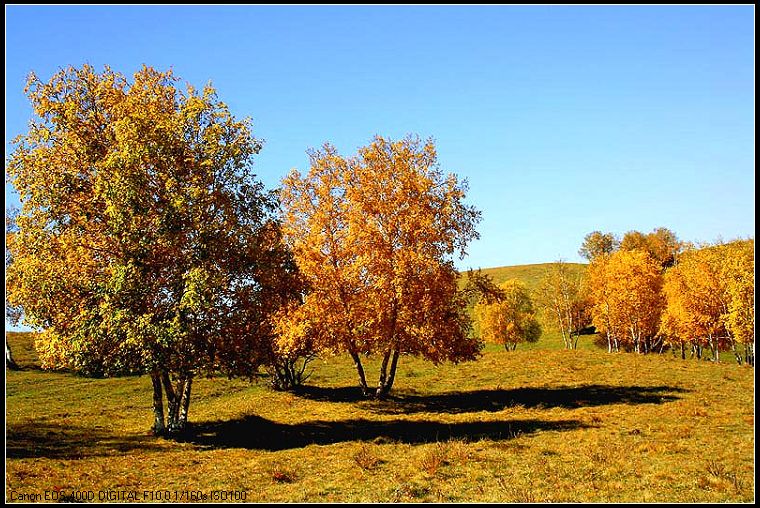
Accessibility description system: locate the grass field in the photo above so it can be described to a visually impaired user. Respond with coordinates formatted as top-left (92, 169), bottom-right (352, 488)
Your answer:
top-left (5, 328), bottom-right (754, 503)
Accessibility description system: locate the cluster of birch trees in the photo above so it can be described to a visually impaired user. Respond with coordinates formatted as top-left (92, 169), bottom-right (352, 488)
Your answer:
top-left (581, 229), bottom-right (754, 365)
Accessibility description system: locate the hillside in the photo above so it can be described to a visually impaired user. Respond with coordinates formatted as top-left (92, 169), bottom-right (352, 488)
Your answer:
top-left (469, 262), bottom-right (587, 293)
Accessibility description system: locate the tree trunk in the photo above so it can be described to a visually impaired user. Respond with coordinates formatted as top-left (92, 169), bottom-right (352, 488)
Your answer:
top-left (151, 372), bottom-right (166, 436)
top-left (162, 375), bottom-right (193, 434)
top-left (376, 349), bottom-right (400, 399)
top-left (386, 349), bottom-right (400, 389)
top-left (349, 351), bottom-right (370, 396)
top-left (6, 340), bottom-right (20, 370)
top-left (376, 349), bottom-right (392, 396)
top-left (708, 334), bottom-right (719, 363)
top-left (554, 300), bottom-right (569, 349)
top-left (178, 377), bottom-right (192, 431)
top-left (161, 371), bottom-right (177, 429)
top-left (681, 341), bottom-right (685, 360)
top-left (731, 342), bottom-right (742, 365)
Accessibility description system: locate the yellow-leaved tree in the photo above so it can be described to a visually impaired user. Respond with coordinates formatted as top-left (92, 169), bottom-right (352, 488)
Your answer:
top-left (475, 280), bottom-right (541, 351)
top-left (660, 245), bottom-right (726, 360)
top-left (720, 239), bottom-right (754, 365)
top-left (660, 239), bottom-right (754, 364)
top-left (276, 135), bottom-right (482, 397)
top-left (578, 231), bottom-right (619, 261)
top-left (6, 65), bottom-right (301, 434)
top-left (620, 227), bottom-right (682, 269)
top-left (587, 250), bottom-right (664, 353)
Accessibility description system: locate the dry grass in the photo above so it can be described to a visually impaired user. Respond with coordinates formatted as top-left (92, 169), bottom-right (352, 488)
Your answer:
top-left (5, 331), bottom-right (755, 502)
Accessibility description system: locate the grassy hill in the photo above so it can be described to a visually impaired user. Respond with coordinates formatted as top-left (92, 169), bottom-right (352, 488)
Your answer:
top-left (470, 262), bottom-right (587, 293)
top-left (5, 329), bottom-right (754, 502)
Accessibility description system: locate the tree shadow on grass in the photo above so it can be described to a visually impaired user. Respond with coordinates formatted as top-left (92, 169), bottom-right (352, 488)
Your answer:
top-left (183, 415), bottom-right (588, 451)
top-left (294, 384), bottom-right (689, 415)
top-left (6, 422), bottom-right (165, 459)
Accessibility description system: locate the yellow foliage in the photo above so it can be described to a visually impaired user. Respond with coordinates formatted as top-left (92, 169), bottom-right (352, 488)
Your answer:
top-left (661, 239), bottom-right (754, 358)
top-left (587, 250), bottom-right (664, 353)
top-left (6, 64), bottom-right (292, 381)
top-left (277, 135), bottom-right (482, 393)
top-left (475, 280), bottom-right (541, 350)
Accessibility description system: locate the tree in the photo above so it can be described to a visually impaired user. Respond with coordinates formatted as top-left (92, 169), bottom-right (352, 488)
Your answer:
top-left (719, 239), bottom-right (754, 365)
top-left (6, 207), bottom-right (22, 370)
top-left (661, 240), bottom-right (754, 364)
top-left (536, 261), bottom-right (589, 349)
top-left (6, 65), bottom-right (298, 434)
top-left (578, 231), bottom-right (619, 261)
top-left (587, 250), bottom-right (664, 353)
top-left (277, 135), bottom-right (482, 398)
top-left (621, 227), bottom-right (681, 268)
top-left (475, 280), bottom-right (541, 350)
top-left (5, 341), bottom-right (19, 371)
top-left (461, 268), bottom-right (506, 306)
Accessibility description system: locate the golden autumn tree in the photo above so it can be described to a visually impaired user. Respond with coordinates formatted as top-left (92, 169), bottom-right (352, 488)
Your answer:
top-left (475, 280), bottom-right (541, 351)
top-left (660, 246), bottom-right (726, 360)
top-left (719, 239), bottom-right (754, 365)
top-left (578, 231), bottom-right (619, 261)
top-left (587, 250), bottom-right (664, 353)
top-left (661, 239), bottom-right (754, 364)
top-left (6, 65), bottom-right (300, 434)
top-left (620, 227), bottom-right (681, 268)
top-left (277, 135), bottom-right (482, 397)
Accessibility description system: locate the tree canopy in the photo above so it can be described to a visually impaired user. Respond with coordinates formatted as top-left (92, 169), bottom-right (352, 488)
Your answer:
top-left (6, 65), bottom-right (299, 433)
top-left (276, 135), bottom-right (482, 397)
top-left (587, 250), bottom-right (664, 353)
top-left (578, 231), bottom-right (619, 261)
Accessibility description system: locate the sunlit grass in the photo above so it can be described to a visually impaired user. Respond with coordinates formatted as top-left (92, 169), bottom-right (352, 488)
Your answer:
top-left (474, 262), bottom-right (586, 292)
top-left (5, 331), bottom-right (754, 502)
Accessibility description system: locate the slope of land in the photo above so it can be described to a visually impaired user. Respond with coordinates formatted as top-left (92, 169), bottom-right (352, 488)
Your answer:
top-left (470, 262), bottom-right (587, 293)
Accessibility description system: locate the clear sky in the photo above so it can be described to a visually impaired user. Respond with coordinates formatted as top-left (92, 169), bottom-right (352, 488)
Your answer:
top-left (4, 5), bottom-right (755, 271)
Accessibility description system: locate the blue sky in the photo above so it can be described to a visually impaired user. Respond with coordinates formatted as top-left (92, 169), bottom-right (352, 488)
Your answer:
top-left (5, 5), bottom-right (755, 270)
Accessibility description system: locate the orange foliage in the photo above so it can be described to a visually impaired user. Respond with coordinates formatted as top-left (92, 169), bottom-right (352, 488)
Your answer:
top-left (587, 250), bottom-right (664, 353)
top-left (277, 135), bottom-right (482, 396)
top-left (475, 280), bottom-right (541, 351)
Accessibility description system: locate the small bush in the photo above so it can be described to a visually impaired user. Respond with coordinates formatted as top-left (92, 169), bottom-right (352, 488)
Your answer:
top-left (353, 443), bottom-right (382, 471)
top-left (419, 442), bottom-right (449, 475)
top-left (269, 464), bottom-right (298, 483)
